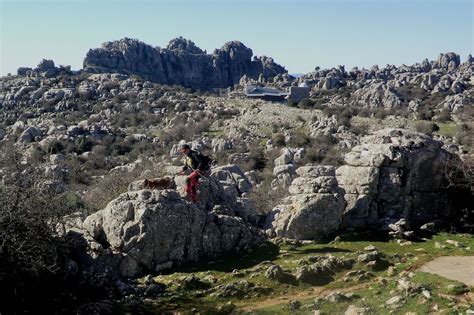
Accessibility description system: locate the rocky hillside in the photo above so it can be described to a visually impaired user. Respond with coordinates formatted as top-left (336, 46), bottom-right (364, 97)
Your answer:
top-left (253, 52), bottom-right (473, 115)
top-left (0, 46), bottom-right (473, 314)
top-left (82, 37), bottom-right (287, 89)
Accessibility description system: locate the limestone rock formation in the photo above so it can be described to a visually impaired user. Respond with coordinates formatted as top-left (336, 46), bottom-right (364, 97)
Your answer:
top-left (264, 129), bottom-right (467, 239)
top-left (336, 128), bottom-right (460, 229)
top-left (166, 36), bottom-right (205, 54)
top-left (264, 165), bottom-right (345, 240)
top-left (296, 52), bottom-right (472, 111)
top-left (65, 165), bottom-right (263, 278)
top-left (83, 37), bottom-right (287, 89)
top-left (77, 189), bottom-right (262, 278)
top-left (17, 59), bottom-right (72, 78)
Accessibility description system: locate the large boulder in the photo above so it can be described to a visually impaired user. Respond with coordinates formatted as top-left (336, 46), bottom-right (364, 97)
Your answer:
top-left (264, 165), bottom-right (345, 240)
top-left (433, 52), bottom-right (460, 70)
top-left (337, 128), bottom-right (460, 230)
top-left (18, 126), bottom-right (42, 143)
top-left (211, 164), bottom-right (253, 195)
top-left (35, 59), bottom-right (60, 77)
top-left (172, 164), bottom-right (259, 224)
top-left (67, 165), bottom-right (263, 278)
top-left (75, 189), bottom-right (262, 278)
top-left (264, 129), bottom-right (467, 240)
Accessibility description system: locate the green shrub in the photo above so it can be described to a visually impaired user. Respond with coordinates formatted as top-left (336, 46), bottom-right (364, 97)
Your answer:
top-left (287, 130), bottom-right (311, 147)
top-left (414, 121), bottom-right (439, 135)
top-left (272, 133), bottom-right (286, 147)
top-left (298, 99), bottom-right (315, 109)
top-left (321, 105), bottom-right (358, 127)
top-left (348, 123), bottom-right (370, 136)
top-left (298, 135), bottom-right (346, 166)
top-left (240, 146), bottom-right (268, 172)
top-left (436, 109), bottom-right (452, 123)
top-left (416, 107), bottom-right (435, 121)
top-left (159, 119), bottom-right (211, 145)
top-left (249, 174), bottom-right (288, 215)
top-left (287, 99), bottom-right (297, 107)
top-left (455, 124), bottom-right (474, 150)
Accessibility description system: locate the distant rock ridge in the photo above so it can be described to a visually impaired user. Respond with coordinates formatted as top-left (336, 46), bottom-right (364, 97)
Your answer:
top-left (83, 37), bottom-right (287, 89)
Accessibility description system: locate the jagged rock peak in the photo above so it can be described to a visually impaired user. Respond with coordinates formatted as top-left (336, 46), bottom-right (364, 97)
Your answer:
top-left (219, 41), bottom-right (253, 59)
top-left (100, 37), bottom-right (146, 50)
top-left (434, 52), bottom-right (460, 70)
top-left (37, 59), bottom-right (56, 70)
top-left (83, 37), bottom-right (287, 89)
top-left (166, 36), bottom-right (204, 54)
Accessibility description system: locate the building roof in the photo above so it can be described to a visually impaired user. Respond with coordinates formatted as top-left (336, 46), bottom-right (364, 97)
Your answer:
top-left (244, 84), bottom-right (288, 97)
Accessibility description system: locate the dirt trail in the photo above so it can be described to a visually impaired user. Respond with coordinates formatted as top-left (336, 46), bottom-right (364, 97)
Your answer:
top-left (420, 256), bottom-right (474, 286)
top-left (236, 283), bottom-right (369, 312)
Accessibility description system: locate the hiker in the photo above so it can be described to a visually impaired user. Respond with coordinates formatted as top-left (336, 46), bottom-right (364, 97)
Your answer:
top-left (178, 144), bottom-right (212, 203)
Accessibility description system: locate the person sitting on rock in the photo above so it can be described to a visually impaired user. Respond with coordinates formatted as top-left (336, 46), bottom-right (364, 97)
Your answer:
top-left (178, 144), bottom-right (212, 203)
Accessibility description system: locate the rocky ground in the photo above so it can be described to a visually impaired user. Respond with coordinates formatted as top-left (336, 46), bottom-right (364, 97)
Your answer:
top-left (128, 232), bottom-right (474, 314)
top-left (0, 43), bottom-right (473, 314)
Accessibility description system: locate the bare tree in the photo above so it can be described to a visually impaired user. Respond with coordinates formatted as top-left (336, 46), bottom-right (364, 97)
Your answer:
top-left (0, 142), bottom-right (80, 312)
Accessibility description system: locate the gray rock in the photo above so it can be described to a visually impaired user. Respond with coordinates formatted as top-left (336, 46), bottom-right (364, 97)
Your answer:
top-left (212, 164), bottom-right (252, 194)
top-left (266, 161), bottom-right (345, 240)
top-left (294, 255), bottom-right (353, 283)
top-left (17, 67), bottom-right (33, 76)
top-left (325, 291), bottom-right (351, 303)
top-left (273, 164), bottom-right (296, 176)
top-left (36, 59), bottom-right (60, 77)
top-left (337, 128), bottom-right (461, 230)
top-left (83, 37), bottom-right (287, 89)
top-left (264, 264), bottom-right (294, 283)
top-left (295, 165), bottom-right (335, 177)
top-left (266, 192), bottom-right (345, 240)
top-left (167, 36), bottom-right (204, 54)
top-left (433, 52), bottom-right (460, 70)
top-left (244, 170), bottom-right (262, 186)
top-left (357, 251), bottom-right (380, 263)
top-left (18, 126), bottom-right (42, 142)
top-left (78, 189), bottom-right (263, 278)
top-left (345, 305), bottom-right (370, 315)
top-left (385, 295), bottom-right (402, 306)
top-left (212, 138), bottom-right (233, 152)
top-left (274, 148), bottom-right (294, 166)
top-left (210, 279), bottom-right (271, 298)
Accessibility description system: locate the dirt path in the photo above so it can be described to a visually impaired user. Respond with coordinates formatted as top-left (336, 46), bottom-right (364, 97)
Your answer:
top-left (420, 256), bottom-right (474, 286)
top-left (236, 283), bottom-right (369, 312)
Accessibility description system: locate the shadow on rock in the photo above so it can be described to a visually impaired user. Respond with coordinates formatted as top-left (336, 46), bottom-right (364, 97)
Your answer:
top-left (166, 241), bottom-right (280, 274)
top-left (295, 246), bottom-right (353, 255)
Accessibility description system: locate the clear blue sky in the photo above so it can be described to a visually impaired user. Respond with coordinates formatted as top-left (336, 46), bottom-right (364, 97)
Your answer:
top-left (1, 0), bottom-right (473, 76)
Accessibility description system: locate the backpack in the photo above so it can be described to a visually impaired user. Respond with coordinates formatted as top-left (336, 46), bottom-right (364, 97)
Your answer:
top-left (198, 152), bottom-right (213, 170)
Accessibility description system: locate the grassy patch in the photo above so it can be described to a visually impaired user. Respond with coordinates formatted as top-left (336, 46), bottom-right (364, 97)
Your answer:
top-left (133, 232), bottom-right (473, 314)
top-left (437, 122), bottom-right (459, 138)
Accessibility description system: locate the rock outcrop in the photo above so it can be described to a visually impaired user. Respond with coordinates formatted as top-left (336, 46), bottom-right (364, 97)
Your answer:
top-left (83, 37), bottom-right (287, 90)
top-left (17, 59), bottom-right (72, 78)
top-left (337, 128), bottom-right (458, 230)
top-left (264, 165), bottom-right (345, 240)
top-left (65, 165), bottom-right (263, 278)
top-left (264, 129), bottom-right (466, 239)
top-left (296, 52), bottom-right (473, 111)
